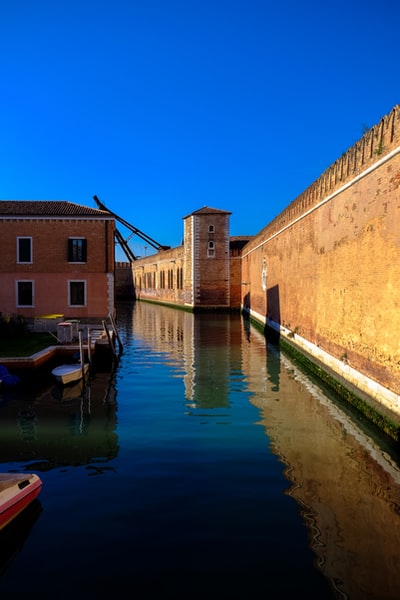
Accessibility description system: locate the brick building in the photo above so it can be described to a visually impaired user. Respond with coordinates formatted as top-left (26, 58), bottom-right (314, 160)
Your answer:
top-left (2, 104), bottom-right (400, 429)
top-left (0, 201), bottom-right (115, 321)
top-left (131, 207), bottom-right (251, 310)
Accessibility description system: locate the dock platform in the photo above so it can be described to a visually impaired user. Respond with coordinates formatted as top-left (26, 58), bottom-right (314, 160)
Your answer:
top-left (0, 322), bottom-right (121, 372)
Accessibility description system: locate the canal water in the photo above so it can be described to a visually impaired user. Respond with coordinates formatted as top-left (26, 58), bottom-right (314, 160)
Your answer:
top-left (1, 301), bottom-right (400, 599)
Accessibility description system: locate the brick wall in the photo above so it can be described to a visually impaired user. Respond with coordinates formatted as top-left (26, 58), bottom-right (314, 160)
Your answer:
top-left (190, 212), bottom-right (230, 308)
top-left (132, 208), bottom-right (233, 310)
top-left (115, 261), bottom-right (134, 299)
top-left (0, 217), bottom-right (115, 318)
top-left (241, 104), bottom-right (400, 403)
top-left (132, 245), bottom-right (186, 306)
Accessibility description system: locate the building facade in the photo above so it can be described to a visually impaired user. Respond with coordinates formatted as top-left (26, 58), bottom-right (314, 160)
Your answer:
top-left (0, 201), bottom-right (115, 321)
top-left (2, 104), bottom-right (400, 430)
top-left (131, 207), bottom-right (250, 310)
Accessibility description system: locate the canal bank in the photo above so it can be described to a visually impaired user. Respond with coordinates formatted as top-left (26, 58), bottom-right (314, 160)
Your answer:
top-left (0, 321), bottom-right (120, 377)
top-left (246, 314), bottom-right (400, 444)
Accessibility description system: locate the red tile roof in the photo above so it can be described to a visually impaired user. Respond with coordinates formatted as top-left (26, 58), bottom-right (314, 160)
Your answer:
top-left (229, 236), bottom-right (253, 249)
top-left (184, 206), bottom-right (232, 219)
top-left (0, 200), bottom-right (111, 218)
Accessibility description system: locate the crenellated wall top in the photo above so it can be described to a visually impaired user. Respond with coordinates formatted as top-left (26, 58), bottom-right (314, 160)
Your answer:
top-left (249, 104), bottom-right (400, 248)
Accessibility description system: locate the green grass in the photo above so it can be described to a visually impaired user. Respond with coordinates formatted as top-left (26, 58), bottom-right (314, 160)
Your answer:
top-left (0, 332), bottom-right (54, 357)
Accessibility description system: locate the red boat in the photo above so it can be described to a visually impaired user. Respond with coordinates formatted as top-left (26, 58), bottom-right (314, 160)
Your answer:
top-left (0, 473), bottom-right (42, 530)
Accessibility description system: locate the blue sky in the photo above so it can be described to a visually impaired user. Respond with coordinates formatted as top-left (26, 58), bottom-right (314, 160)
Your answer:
top-left (1, 0), bottom-right (398, 259)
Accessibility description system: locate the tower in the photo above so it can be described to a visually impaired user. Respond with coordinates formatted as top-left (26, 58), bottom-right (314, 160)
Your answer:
top-left (183, 206), bottom-right (231, 309)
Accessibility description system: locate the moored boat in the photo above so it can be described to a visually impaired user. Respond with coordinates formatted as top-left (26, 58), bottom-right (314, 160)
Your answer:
top-left (0, 473), bottom-right (43, 531)
top-left (51, 362), bottom-right (90, 385)
top-left (51, 330), bottom-right (89, 385)
top-left (0, 365), bottom-right (20, 388)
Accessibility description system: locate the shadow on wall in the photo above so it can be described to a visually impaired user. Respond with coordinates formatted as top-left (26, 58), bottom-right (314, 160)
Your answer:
top-left (266, 284), bottom-right (281, 342)
top-left (243, 291), bottom-right (251, 313)
top-left (266, 338), bottom-right (280, 392)
top-left (267, 284), bottom-right (281, 324)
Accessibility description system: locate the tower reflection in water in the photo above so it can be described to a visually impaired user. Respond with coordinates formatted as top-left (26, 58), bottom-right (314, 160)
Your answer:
top-left (129, 301), bottom-right (400, 600)
top-left (1, 301), bottom-right (400, 598)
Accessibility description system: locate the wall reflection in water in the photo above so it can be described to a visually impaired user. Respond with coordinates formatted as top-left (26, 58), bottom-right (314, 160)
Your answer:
top-left (127, 301), bottom-right (400, 599)
top-left (243, 323), bottom-right (400, 600)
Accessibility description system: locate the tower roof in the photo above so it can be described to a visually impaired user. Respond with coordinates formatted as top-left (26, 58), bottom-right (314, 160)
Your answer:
top-left (183, 206), bottom-right (231, 219)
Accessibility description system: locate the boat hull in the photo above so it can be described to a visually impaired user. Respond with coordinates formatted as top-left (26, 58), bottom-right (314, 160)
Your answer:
top-left (0, 473), bottom-right (43, 531)
top-left (52, 363), bottom-right (89, 385)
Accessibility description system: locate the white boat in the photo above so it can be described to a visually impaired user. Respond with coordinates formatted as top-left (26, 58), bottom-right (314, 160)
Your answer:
top-left (52, 362), bottom-right (89, 385)
top-left (0, 473), bottom-right (42, 530)
top-left (51, 331), bottom-right (89, 385)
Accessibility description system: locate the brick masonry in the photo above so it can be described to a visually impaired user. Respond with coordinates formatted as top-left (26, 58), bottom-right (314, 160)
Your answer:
top-left (1, 216), bottom-right (115, 319)
top-left (125, 104), bottom-right (400, 412)
top-left (242, 104), bottom-right (400, 405)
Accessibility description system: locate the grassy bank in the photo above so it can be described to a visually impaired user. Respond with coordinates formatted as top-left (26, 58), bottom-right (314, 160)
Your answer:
top-left (0, 332), bottom-right (54, 358)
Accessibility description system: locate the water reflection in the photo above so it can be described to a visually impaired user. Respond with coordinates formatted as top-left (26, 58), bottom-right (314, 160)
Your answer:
top-left (0, 370), bottom-right (119, 468)
top-left (243, 324), bottom-right (400, 600)
top-left (1, 302), bottom-right (400, 599)
top-left (125, 302), bottom-right (242, 410)
top-left (0, 498), bottom-right (42, 577)
top-left (124, 301), bottom-right (400, 599)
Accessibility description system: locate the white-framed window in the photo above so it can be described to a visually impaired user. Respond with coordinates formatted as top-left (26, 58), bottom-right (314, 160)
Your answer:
top-left (69, 280), bottom-right (86, 306)
top-left (208, 224), bottom-right (215, 233)
top-left (17, 237), bottom-right (32, 264)
top-left (16, 280), bottom-right (34, 307)
top-left (207, 240), bottom-right (215, 258)
top-left (68, 238), bottom-right (87, 263)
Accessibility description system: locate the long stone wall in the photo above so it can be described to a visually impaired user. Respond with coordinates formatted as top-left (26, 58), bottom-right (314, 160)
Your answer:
top-left (116, 105), bottom-right (400, 424)
top-left (130, 245), bottom-right (186, 307)
top-left (241, 104), bottom-right (400, 417)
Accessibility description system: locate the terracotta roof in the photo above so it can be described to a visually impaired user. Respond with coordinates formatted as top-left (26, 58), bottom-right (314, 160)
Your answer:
top-left (230, 236), bottom-right (253, 250)
top-left (0, 200), bottom-right (111, 218)
top-left (184, 206), bottom-right (232, 218)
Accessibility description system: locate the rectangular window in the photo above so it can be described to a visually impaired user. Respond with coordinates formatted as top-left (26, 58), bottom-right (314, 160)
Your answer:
top-left (68, 238), bottom-right (87, 262)
top-left (69, 281), bottom-right (86, 306)
top-left (177, 267), bottom-right (183, 289)
top-left (17, 237), bottom-right (32, 263)
top-left (17, 280), bottom-right (34, 307)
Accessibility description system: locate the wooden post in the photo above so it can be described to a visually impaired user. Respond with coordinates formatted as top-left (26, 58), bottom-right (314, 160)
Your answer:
top-left (87, 328), bottom-right (92, 365)
top-left (102, 320), bottom-right (117, 357)
top-left (109, 313), bottom-right (123, 353)
top-left (79, 331), bottom-right (86, 382)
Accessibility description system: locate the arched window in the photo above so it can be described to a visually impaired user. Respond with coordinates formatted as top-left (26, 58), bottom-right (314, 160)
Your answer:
top-left (208, 240), bottom-right (215, 258)
top-left (208, 224), bottom-right (215, 233)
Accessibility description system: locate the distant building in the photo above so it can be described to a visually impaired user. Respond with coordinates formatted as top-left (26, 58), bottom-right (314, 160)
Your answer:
top-left (131, 206), bottom-right (252, 310)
